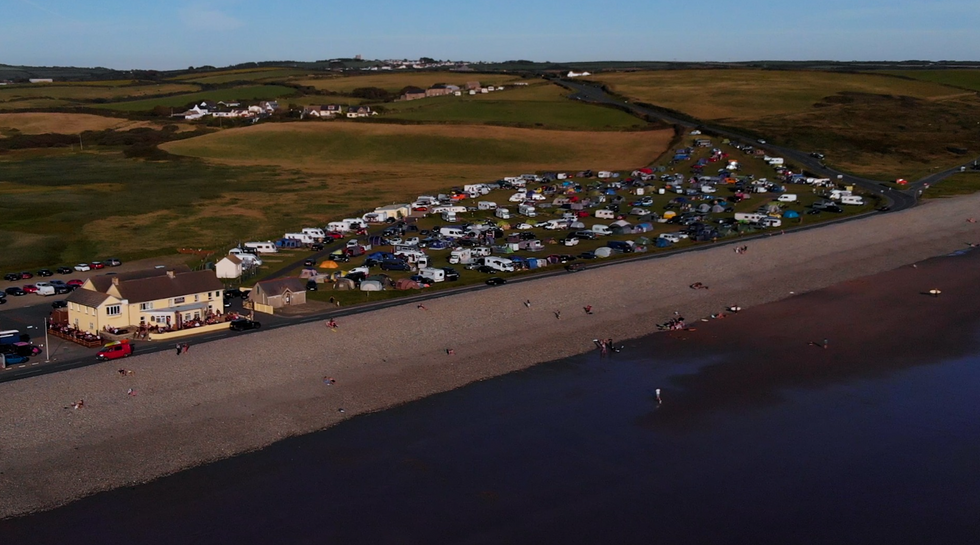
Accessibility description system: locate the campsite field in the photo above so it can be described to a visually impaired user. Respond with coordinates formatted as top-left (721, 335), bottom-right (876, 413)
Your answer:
top-left (90, 85), bottom-right (296, 112)
top-left (293, 73), bottom-right (520, 94)
top-left (380, 83), bottom-right (649, 130)
top-left (592, 69), bottom-right (980, 180)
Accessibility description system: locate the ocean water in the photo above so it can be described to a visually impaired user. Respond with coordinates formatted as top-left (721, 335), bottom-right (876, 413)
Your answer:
top-left (3, 322), bottom-right (980, 545)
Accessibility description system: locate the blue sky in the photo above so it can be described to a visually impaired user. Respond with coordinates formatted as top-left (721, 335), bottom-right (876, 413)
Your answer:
top-left (2, 0), bottom-right (978, 69)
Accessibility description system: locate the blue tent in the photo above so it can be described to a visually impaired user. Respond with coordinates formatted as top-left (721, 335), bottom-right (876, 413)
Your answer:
top-left (655, 237), bottom-right (672, 248)
top-left (783, 210), bottom-right (800, 219)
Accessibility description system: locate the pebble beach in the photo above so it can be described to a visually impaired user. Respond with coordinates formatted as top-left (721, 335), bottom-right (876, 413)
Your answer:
top-left (1, 192), bottom-right (979, 519)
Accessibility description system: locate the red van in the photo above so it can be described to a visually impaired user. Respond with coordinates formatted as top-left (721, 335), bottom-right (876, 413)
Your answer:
top-left (97, 339), bottom-right (133, 361)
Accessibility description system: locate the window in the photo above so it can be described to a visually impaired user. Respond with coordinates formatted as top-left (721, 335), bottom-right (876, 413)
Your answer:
top-left (140, 302), bottom-right (153, 311)
top-left (194, 294), bottom-right (200, 302)
top-left (173, 296), bottom-right (185, 305)
top-left (106, 305), bottom-right (121, 316)
top-left (208, 291), bottom-right (214, 300)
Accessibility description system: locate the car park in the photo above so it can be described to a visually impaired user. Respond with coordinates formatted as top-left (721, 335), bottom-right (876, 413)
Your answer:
top-left (74, 264), bottom-right (91, 272)
top-left (229, 319), bottom-right (262, 331)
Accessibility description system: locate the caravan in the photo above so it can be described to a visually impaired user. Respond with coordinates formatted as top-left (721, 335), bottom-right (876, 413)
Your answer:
top-left (449, 248), bottom-right (474, 265)
top-left (841, 195), bottom-right (864, 205)
top-left (244, 241), bottom-right (278, 253)
top-left (285, 233), bottom-right (315, 244)
top-left (301, 227), bottom-right (325, 240)
top-left (595, 209), bottom-right (615, 220)
top-left (495, 208), bottom-right (511, 220)
top-left (518, 203), bottom-right (537, 217)
top-left (477, 201), bottom-right (498, 211)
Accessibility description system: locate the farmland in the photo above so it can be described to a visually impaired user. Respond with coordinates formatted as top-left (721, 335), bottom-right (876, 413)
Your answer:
top-left (0, 113), bottom-right (186, 136)
top-left (90, 85), bottom-right (297, 112)
top-left (381, 83), bottom-right (648, 130)
top-left (293, 72), bottom-right (520, 94)
top-left (176, 68), bottom-right (311, 85)
top-left (593, 69), bottom-right (980, 179)
top-left (0, 82), bottom-right (202, 109)
top-left (877, 70), bottom-right (980, 92)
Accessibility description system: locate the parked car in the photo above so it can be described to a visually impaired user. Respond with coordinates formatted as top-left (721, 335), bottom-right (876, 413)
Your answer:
top-left (441, 267), bottom-right (460, 281)
top-left (74, 264), bottom-right (91, 272)
top-left (96, 340), bottom-right (133, 361)
top-left (66, 279), bottom-right (85, 287)
top-left (52, 300), bottom-right (68, 309)
top-left (485, 277), bottom-right (507, 286)
top-left (3, 273), bottom-right (19, 282)
top-left (106, 258), bottom-right (122, 267)
top-left (565, 263), bottom-right (587, 272)
top-left (56, 267), bottom-right (73, 275)
top-left (5, 287), bottom-right (26, 296)
top-left (1, 354), bottom-right (29, 365)
top-left (19, 272), bottom-right (33, 279)
top-left (229, 319), bottom-right (262, 332)
top-left (380, 260), bottom-right (411, 272)
top-left (54, 285), bottom-right (72, 295)
top-left (306, 280), bottom-right (318, 291)
top-left (22, 284), bottom-right (38, 294)
top-left (573, 230), bottom-right (597, 240)
top-left (303, 259), bottom-right (316, 267)
top-left (90, 262), bottom-right (105, 269)
top-left (578, 252), bottom-right (598, 260)
top-left (224, 288), bottom-right (250, 299)
top-left (36, 269), bottom-right (54, 277)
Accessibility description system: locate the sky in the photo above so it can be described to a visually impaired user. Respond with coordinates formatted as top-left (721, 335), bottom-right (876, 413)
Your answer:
top-left (2, 0), bottom-right (979, 69)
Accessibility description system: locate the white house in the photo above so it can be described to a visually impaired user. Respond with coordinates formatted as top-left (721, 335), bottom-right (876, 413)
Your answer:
top-left (567, 71), bottom-right (592, 78)
top-left (215, 255), bottom-right (243, 279)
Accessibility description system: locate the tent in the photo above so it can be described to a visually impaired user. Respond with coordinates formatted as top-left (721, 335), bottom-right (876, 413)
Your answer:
top-left (711, 205), bottom-right (725, 214)
top-left (333, 278), bottom-right (356, 290)
top-left (594, 247), bottom-right (613, 258)
top-left (360, 280), bottom-right (384, 291)
top-left (635, 223), bottom-right (654, 233)
top-left (637, 236), bottom-right (652, 245)
top-left (783, 210), bottom-right (800, 219)
top-left (570, 221), bottom-right (586, 230)
top-left (655, 237), bottom-right (672, 248)
top-left (663, 211), bottom-right (677, 220)
top-left (319, 260), bottom-right (339, 269)
top-left (697, 203), bottom-right (711, 213)
top-left (394, 278), bottom-right (421, 290)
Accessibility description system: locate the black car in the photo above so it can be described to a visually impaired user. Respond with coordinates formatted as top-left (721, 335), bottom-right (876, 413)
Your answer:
top-left (476, 266), bottom-right (497, 274)
top-left (578, 252), bottom-right (598, 260)
top-left (345, 271), bottom-right (368, 283)
top-left (565, 263), bottom-right (587, 272)
top-left (56, 267), bottom-right (73, 275)
top-left (573, 230), bottom-right (597, 240)
top-left (380, 260), bottom-right (410, 271)
top-left (306, 280), bottom-right (318, 291)
top-left (5, 287), bottom-right (26, 296)
top-left (37, 269), bottom-right (54, 277)
top-left (3, 273), bottom-right (19, 282)
top-left (224, 288), bottom-right (249, 299)
top-left (310, 243), bottom-right (324, 251)
top-left (51, 300), bottom-right (68, 309)
top-left (329, 253), bottom-right (350, 263)
top-left (229, 319), bottom-right (261, 331)
top-left (441, 267), bottom-right (460, 281)
top-left (303, 259), bottom-right (316, 267)
top-left (485, 277), bottom-right (507, 286)
top-left (54, 286), bottom-right (72, 295)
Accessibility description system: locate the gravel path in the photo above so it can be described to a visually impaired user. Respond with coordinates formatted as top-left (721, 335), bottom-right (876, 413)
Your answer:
top-left (2, 194), bottom-right (979, 518)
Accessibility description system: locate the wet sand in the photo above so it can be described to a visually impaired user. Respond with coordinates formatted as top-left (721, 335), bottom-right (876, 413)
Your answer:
top-left (1, 193), bottom-right (980, 519)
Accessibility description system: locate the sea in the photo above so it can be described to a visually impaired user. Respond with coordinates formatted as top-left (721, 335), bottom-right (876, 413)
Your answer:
top-left (2, 257), bottom-right (980, 544)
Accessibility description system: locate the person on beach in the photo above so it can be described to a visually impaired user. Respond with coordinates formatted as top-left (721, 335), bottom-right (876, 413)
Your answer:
top-left (655, 389), bottom-right (662, 405)
top-left (326, 319), bottom-right (338, 330)
top-left (175, 343), bottom-right (182, 356)
top-left (127, 388), bottom-right (136, 396)
top-left (118, 369), bottom-right (134, 376)
top-left (323, 377), bottom-right (336, 385)
top-left (183, 343), bottom-right (190, 354)
top-left (823, 338), bottom-right (829, 349)
top-left (584, 305), bottom-right (593, 315)
top-left (554, 310), bottom-right (561, 320)
top-left (417, 304), bottom-right (428, 311)
top-left (446, 348), bottom-right (455, 355)
top-left (523, 300), bottom-right (531, 308)
top-left (72, 400), bottom-right (84, 410)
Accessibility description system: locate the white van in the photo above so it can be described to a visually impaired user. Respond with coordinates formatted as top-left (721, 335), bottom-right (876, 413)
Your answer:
top-left (481, 256), bottom-right (515, 272)
top-left (518, 203), bottom-right (537, 217)
top-left (841, 195), bottom-right (864, 205)
top-left (419, 267), bottom-right (446, 282)
top-left (439, 227), bottom-right (466, 238)
top-left (777, 194), bottom-right (798, 202)
top-left (441, 211), bottom-right (457, 222)
top-left (477, 201), bottom-right (498, 211)
top-left (244, 241), bottom-right (278, 253)
top-left (592, 225), bottom-right (612, 236)
top-left (595, 209), bottom-right (615, 220)
top-left (449, 249), bottom-right (474, 265)
top-left (495, 208), bottom-right (511, 219)
top-left (33, 282), bottom-right (55, 296)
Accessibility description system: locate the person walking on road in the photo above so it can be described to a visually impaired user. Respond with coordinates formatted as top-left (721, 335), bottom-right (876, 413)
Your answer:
top-left (175, 343), bottom-right (182, 356)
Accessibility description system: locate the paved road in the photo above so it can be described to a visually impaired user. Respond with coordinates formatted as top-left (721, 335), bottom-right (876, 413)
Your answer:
top-left (556, 79), bottom-right (980, 211)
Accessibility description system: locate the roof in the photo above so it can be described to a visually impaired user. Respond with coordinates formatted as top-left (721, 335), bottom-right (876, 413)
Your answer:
top-left (252, 277), bottom-right (306, 298)
top-left (220, 255), bottom-right (242, 265)
top-left (66, 288), bottom-right (113, 307)
top-left (89, 266), bottom-right (191, 293)
top-left (85, 267), bottom-right (221, 304)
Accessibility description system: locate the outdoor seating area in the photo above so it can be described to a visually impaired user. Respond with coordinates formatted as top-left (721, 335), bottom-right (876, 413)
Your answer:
top-left (48, 324), bottom-right (103, 348)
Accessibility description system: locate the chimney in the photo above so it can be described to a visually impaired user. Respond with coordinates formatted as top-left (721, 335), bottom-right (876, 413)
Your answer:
top-left (111, 277), bottom-right (120, 286)
top-left (167, 270), bottom-right (176, 279)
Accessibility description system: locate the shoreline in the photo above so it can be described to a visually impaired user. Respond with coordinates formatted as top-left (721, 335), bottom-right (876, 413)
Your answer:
top-left (2, 193), bottom-right (980, 519)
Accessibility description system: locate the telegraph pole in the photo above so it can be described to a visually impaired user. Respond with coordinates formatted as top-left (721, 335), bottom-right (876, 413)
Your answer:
top-left (44, 317), bottom-right (50, 363)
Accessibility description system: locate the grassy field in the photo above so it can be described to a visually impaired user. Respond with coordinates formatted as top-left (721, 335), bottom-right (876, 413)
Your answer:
top-left (878, 70), bottom-right (980, 92)
top-left (182, 68), bottom-right (312, 85)
top-left (922, 171), bottom-right (980, 198)
top-left (0, 99), bottom-right (71, 111)
top-left (0, 113), bottom-right (188, 136)
top-left (593, 69), bottom-right (980, 180)
top-left (90, 85), bottom-right (297, 112)
top-left (0, 82), bottom-right (201, 103)
top-left (293, 72), bottom-right (520, 94)
top-left (381, 83), bottom-right (648, 130)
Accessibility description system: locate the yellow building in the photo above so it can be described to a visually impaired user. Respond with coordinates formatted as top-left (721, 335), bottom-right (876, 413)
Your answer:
top-left (65, 267), bottom-right (225, 334)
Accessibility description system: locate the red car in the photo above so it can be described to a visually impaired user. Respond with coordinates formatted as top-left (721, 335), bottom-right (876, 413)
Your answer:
top-left (67, 279), bottom-right (85, 287)
top-left (324, 232), bottom-right (344, 240)
top-left (90, 262), bottom-right (106, 269)
top-left (97, 339), bottom-right (133, 361)
top-left (22, 284), bottom-right (38, 293)
top-left (19, 272), bottom-right (33, 280)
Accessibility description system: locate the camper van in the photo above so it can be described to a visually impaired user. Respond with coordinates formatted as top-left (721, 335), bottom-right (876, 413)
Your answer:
top-left (477, 201), bottom-right (498, 211)
top-left (777, 194), bottom-right (798, 202)
top-left (439, 226), bottom-right (466, 238)
top-left (595, 209), bottom-right (615, 220)
top-left (285, 233), bottom-right (315, 244)
top-left (495, 208), bottom-right (511, 220)
top-left (449, 249), bottom-right (474, 265)
top-left (441, 211), bottom-right (457, 222)
top-left (244, 241), bottom-right (278, 253)
top-left (480, 256), bottom-right (515, 272)
top-left (592, 225), bottom-right (612, 236)
top-left (302, 227), bottom-right (325, 240)
top-left (734, 213), bottom-right (766, 223)
top-left (840, 195), bottom-right (864, 205)
top-left (518, 203), bottom-right (537, 217)
top-left (472, 246), bottom-right (492, 257)
top-left (418, 267), bottom-right (446, 283)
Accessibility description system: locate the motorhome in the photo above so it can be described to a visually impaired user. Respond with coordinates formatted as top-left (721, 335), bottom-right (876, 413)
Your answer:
top-left (518, 203), bottom-right (537, 217)
top-left (441, 211), bottom-right (457, 222)
top-left (471, 246), bottom-right (492, 257)
top-left (480, 256), bottom-right (515, 272)
top-left (449, 249), bottom-right (474, 265)
top-left (495, 208), bottom-right (511, 219)
top-left (244, 241), bottom-right (278, 253)
top-left (418, 267), bottom-right (446, 282)
top-left (477, 201), bottom-right (498, 211)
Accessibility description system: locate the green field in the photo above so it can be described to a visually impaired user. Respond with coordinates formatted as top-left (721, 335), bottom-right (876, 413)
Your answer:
top-left (922, 171), bottom-right (980, 198)
top-left (294, 72), bottom-right (520, 94)
top-left (593, 69), bottom-right (980, 180)
top-left (381, 83), bottom-right (648, 130)
top-left (0, 82), bottom-right (202, 106)
top-left (182, 68), bottom-right (312, 85)
top-left (90, 85), bottom-right (297, 111)
top-left (878, 70), bottom-right (980, 92)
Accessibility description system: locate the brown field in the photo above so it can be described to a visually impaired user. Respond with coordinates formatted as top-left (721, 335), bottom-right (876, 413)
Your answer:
top-left (593, 69), bottom-right (980, 179)
top-left (293, 72), bottom-right (521, 94)
top-left (0, 113), bottom-right (192, 136)
top-left (0, 82), bottom-right (201, 103)
top-left (161, 123), bottom-right (672, 206)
